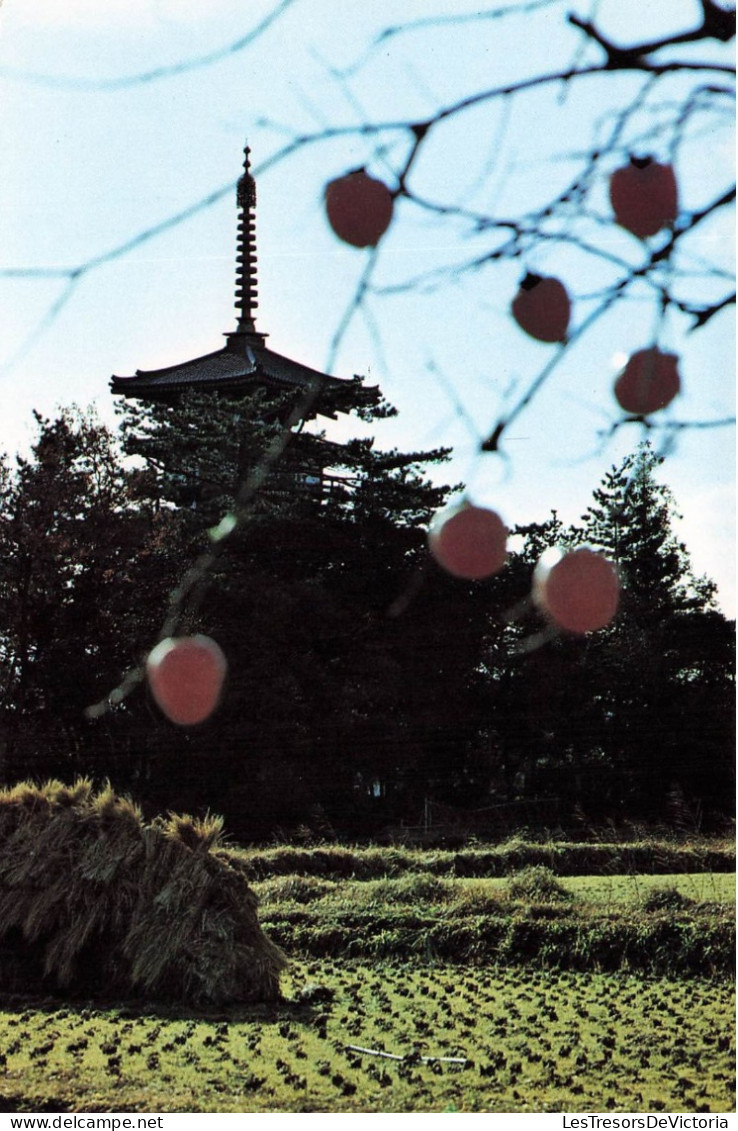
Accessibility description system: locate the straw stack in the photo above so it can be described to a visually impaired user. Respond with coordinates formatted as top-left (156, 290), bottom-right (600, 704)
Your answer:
top-left (0, 779), bottom-right (286, 1004)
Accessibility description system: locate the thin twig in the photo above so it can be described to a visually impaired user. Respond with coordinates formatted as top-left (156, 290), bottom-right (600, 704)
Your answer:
top-left (0, 0), bottom-right (298, 90)
top-left (345, 1044), bottom-right (468, 1065)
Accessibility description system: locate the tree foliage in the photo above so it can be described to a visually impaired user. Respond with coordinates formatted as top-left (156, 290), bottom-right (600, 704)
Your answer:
top-left (1, 398), bottom-right (730, 836)
top-left (0, 409), bottom-right (180, 782)
top-left (579, 443), bottom-right (717, 618)
top-left (113, 386), bottom-right (501, 835)
top-left (476, 443), bottom-right (734, 821)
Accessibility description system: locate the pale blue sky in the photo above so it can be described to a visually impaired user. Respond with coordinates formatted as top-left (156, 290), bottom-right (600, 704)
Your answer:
top-left (0, 0), bottom-right (734, 612)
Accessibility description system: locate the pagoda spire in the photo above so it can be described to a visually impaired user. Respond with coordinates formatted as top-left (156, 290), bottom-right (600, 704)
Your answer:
top-left (111, 142), bottom-right (381, 416)
top-left (232, 144), bottom-right (264, 342)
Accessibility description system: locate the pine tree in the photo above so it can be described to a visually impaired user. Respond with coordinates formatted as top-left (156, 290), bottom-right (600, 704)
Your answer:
top-left (470, 445), bottom-right (733, 826)
top-left (554, 443), bottom-right (732, 820)
top-left (579, 442), bottom-right (717, 623)
top-left (0, 409), bottom-right (170, 782)
top-left (114, 386), bottom-right (496, 836)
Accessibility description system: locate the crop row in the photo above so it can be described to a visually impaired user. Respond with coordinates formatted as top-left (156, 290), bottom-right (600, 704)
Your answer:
top-left (246, 867), bottom-right (734, 975)
top-left (259, 905), bottom-right (733, 976)
top-left (224, 838), bottom-right (735, 881)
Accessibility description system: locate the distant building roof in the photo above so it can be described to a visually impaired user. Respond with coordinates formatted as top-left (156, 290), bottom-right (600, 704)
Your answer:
top-left (111, 146), bottom-right (379, 420)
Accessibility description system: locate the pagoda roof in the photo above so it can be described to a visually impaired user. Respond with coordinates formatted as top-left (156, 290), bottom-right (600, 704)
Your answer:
top-left (110, 335), bottom-right (376, 419)
top-left (110, 145), bottom-right (379, 420)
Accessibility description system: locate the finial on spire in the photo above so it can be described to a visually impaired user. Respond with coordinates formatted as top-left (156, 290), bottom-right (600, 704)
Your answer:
top-left (233, 143), bottom-right (261, 339)
top-left (237, 144), bottom-right (256, 211)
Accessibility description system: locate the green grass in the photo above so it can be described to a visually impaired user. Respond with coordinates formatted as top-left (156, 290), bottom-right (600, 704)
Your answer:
top-left (224, 838), bottom-right (735, 881)
top-left (253, 870), bottom-right (735, 975)
top-left (1, 837), bottom-right (733, 1112)
top-left (450, 872), bottom-right (736, 906)
top-left (255, 871), bottom-right (735, 910)
top-left (0, 961), bottom-right (734, 1113)
top-left (565, 872), bottom-right (736, 905)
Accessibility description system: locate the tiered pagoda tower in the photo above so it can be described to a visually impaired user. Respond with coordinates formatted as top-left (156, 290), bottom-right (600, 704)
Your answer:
top-left (111, 146), bottom-right (378, 422)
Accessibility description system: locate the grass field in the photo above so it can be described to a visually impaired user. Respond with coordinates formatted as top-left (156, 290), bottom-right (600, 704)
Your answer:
top-left (0, 961), bottom-right (734, 1113)
top-left (255, 869), bottom-right (734, 976)
top-left (254, 871), bottom-right (736, 908)
top-left (0, 841), bottom-right (734, 1114)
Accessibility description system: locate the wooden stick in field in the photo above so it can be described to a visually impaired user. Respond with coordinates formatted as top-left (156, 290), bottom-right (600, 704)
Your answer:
top-left (345, 1044), bottom-right (468, 1065)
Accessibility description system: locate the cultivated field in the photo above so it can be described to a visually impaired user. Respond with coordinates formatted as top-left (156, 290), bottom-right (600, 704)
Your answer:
top-left (0, 840), bottom-right (734, 1114)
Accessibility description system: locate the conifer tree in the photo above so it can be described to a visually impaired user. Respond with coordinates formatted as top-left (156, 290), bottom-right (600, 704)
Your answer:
top-left (574, 444), bottom-right (732, 818)
top-left (471, 445), bottom-right (733, 824)
top-left (115, 386), bottom-right (495, 835)
top-left (0, 409), bottom-right (169, 782)
top-left (579, 443), bottom-right (717, 622)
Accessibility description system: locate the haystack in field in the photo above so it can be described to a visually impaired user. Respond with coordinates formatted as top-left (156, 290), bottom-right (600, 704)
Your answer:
top-left (0, 779), bottom-right (286, 1004)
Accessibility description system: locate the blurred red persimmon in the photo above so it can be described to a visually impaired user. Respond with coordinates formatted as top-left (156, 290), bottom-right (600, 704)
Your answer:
top-left (614, 348), bottom-right (681, 415)
top-left (512, 274), bottom-right (571, 343)
top-left (146, 635), bottom-right (227, 726)
top-left (429, 502), bottom-right (508, 580)
top-left (533, 547), bottom-right (620, 634)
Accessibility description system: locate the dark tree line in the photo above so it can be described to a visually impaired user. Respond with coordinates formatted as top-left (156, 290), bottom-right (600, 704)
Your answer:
top-left (0, 398), bottom-right (732, 840)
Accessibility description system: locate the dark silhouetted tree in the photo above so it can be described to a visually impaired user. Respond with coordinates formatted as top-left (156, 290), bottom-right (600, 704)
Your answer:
top-left (476, 444), bottom-right (733, 824)
top-left (115, 386), bottom-right (501, 836)
top-left (0, 409), bottom-right (176, 782)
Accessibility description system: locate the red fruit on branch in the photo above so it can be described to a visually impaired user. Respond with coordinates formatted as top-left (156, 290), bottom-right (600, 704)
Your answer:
top-left (511, 274), bottom-right (571, 343)
top-left (609, 157), bottom-right (678, 239)
top-left (533, 547), bottom-right (620, 634)
top-left (324, 169), bottom-right (394, 248)
top-left (428, 501), bottom-right (508, 580)
top-left (614, 348), bottom-right (681, 415)
top-left (146, 635), bottom-right (227, 726)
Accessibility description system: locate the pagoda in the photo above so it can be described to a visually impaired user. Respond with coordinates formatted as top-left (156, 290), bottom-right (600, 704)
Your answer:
top-left (111, 146), bottom-right (379, 422)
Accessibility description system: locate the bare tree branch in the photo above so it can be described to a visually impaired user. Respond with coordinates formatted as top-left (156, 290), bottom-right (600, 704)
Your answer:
top-left (0, 0), bottom-right (298, 90)
top-left (568, 9), bottom-right (735, 65)
top-left (2, 2), bottom-right (733, 485)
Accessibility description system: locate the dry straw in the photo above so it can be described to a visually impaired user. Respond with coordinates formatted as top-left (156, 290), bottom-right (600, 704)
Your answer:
top-left (0, 779), bottom-right (286, 1004)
